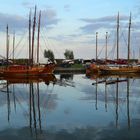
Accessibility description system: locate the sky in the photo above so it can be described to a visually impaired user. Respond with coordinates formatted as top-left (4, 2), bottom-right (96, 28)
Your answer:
top-left (0, 0), bottom-right (140, 60)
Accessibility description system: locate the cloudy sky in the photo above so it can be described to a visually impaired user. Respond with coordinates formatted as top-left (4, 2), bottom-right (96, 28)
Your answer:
top-left (0, 0), bottom-right (140, 60)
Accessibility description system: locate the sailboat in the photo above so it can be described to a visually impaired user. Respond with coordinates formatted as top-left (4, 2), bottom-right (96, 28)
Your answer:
top-left (99, 13), bottom-right (140, 75)
top-left (0, 7), bottom-right (55, 77)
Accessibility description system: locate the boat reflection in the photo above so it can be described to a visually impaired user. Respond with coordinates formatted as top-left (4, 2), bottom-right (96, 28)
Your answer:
top-left (56, 74), bottom-right (75, 87)
top-left (0, 74), bottom-right (57, 85)
top-left (0, 74), bottom-right (57, 137)
top-left (0, 74), bottom-right (140, 139)
top-left (29, 82), bottom-right (42, 135)
top-left (87, 72), bottom-right (140, 80)
top-left (87, 74), bottom-right (133, 129)
top-left (60, 74), bottom-right (73, 80)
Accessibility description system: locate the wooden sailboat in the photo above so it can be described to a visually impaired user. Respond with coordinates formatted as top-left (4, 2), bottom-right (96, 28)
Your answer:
top-left (99, 13), bottom-right (140, 75)
top-left (99, 64), bottom-right (140, 75)
top-left (0, 7), bottom-right (55, 77)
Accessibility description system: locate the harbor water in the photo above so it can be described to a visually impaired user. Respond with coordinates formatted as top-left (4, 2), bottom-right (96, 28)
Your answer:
top-left (0, 74), bottom-right (140, 140)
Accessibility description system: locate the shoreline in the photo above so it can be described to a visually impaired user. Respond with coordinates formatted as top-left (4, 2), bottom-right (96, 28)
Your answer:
top-left (54, 67), bottom-right (86, 74)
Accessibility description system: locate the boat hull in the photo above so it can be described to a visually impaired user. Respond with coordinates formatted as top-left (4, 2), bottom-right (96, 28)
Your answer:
top-left (99, 66), bottom-right (140, 75)
top-left (86, 63), bottom-right (100, 76)
top-left (0, 64), bottom-right (55, 77)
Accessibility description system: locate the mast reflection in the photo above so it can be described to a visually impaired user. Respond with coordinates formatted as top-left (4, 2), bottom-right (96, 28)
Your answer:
top-left (95, 78), bottom-right (98, 110)
top-left (116, 78), bottom-right (119, 128)
top-left (105, 80), bottom-right (107, 112)
top-left (6, 81), bottom-right (10, 123)
top-left (90, 74), bottom-right (133, 129)
top-left (1, 74), bottom-right (56, 135)
top-left (127, 77), bottom-right (130, 129)
top-left (37, 83), bottom-right (42, 133)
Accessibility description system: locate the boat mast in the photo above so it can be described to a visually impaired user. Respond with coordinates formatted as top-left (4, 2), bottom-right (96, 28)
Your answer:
top-left (37, 11), bottom-right (41, 65)
top-left (31, 6), bottom-right (37, 66)
top-left (128, 13), bottom-right (131, 64)
top-left (13, 31), bottom-right (15, 63)
top-left (29, 9), bottom-right (32, 64)
top-left (6, 24), bottom-right (9, 67)
top-left (105, 32), bottom-right (108, 61)
top-left (117, 12), bottom-right (119, 60)
top-left (96, 32), bottom-right (98, 62)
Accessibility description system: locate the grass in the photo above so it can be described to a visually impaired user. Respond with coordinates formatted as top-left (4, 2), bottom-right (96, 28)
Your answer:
top-left (71, 64), bottom-right (84, 68)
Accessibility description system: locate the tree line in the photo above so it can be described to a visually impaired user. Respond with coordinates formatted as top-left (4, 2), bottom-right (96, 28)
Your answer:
top-left (44, 49), bottom-right (74, 62)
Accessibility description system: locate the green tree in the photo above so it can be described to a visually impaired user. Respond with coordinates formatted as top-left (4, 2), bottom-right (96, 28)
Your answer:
top-left (64, 49), bottom-right (74, 59)
top-left (44, 49), bottom-right (55, 62)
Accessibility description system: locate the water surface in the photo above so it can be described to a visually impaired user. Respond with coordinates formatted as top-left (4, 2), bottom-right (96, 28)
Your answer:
top-left (0, 74), bottom-right (140, 140)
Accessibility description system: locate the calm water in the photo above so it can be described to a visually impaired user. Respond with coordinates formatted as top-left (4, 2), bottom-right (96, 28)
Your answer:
top-left (0, 74), bottom-right (140, 140)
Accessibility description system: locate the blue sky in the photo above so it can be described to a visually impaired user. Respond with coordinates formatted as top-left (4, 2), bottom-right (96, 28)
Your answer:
top-left (0, 0), bottom-right (139, 60)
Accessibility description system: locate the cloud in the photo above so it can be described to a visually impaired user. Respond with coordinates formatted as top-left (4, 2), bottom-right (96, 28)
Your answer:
top-left (22, 2), bottom-right (34, 9)
top-left (80, 15), bottom-right (129, 23)
top-left (0, 13), bottom-right (28, 31)
top-left (64, 4), bottom-right (71, 12)
top-left (49, 33), bottom-right (89, 45)
top-left (22, 2), bottom-right (60, 26)
top-left (41, 9), bottom-right (60, 26)
top-left (132, 21), bottom-right (140, 30)
top-left (1, 122), bottom-right (140, 140)
top-left (80, 15), bottom-right (130, 33)
top-left (80, 23), bottom-right (112, 33)
top-left (133, 3), bottom-right (140, 18)
top-left (0, 8), bottom-right (60, 32)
